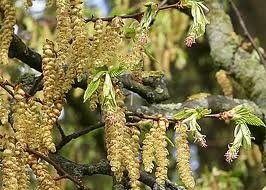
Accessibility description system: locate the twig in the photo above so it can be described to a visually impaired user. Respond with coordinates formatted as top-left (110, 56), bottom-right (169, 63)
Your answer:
top-left (229, 0), bottom-right (266, 68)
top-left (0, 80), bottom-right (43, 104)
top-left (27, 148), bottom-right (89, 190)
top-left (56, 123), bottom-right (67, 139)
top-left (56, 122), bottom-right (104, 150)
top-left (205, 113), bottom-right (221, 118)
top-left (126, 111), bottom-right (180, 123)
top-left (0, 81), bottom-right (14, 97)
top-left (85, 2), bottom-right (182, 23)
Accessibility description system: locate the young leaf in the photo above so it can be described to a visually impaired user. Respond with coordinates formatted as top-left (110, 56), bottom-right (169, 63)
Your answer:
top-left (109, 66), bottom-right (125, 78)
top-left (83, 71), bottom-right (106, 102)
top-left (231, 105), bottom-right (266, 127)
top-left (184, 0), bottom-right (209, 46)
top-left (240, 123), bottom-right (252, 150)
top-left (196, 108), bottom-right (211, 119)
top-left (102, 73), bottom-right (117, 110)
top-left (141, 2), bottom-right (158, 29)
top-left (174, 108), bottom-right (196, 120)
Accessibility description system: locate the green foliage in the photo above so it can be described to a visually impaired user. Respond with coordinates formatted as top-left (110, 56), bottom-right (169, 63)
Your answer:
top-left (83, 71), bottom-right (106, 102)
top-left (225, 104), bottom-right (266, 162)
top-left (102, 73), bottom-right (117, 111)
top-left (83, 66), bottom-right (125, 111)
top-left (174, 108), bottom-right (211, 146)
top-left (183, 0), bottom-right (209, 43)
top-left (229, 105), bottom-right (266, 127)
top-left (141, 2), bottom-right (158, 29)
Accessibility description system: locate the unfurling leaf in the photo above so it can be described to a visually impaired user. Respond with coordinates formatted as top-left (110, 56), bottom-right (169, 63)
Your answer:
top-left (229, 105), bottom-right (265, 127)
top-left (102, 73), bottom-right (117, 111)
top-left (141, 2), bottom-right (158, 29)
top-left (83, 71), bottom-right (106, 102)
top-left (174, 107), bottom-right (211, 147)
top-left (224, 104), bottom-right (265, 163)
top-left (109, 66), bottom-right (125, 78)
top-left (240, 124), bottom-right (251, 149)
top-left (184, 1), bottom-right (209, 46)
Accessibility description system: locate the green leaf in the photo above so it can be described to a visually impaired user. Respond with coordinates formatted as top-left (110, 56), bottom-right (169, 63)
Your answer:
top-left (231, 105), bottom-right (266, 127)
top-left (141, 2), bottom-right (158, 29)
top-left (83, 71), bottom-right (106, 102)
top-left (109, 66), bottom-right (125, 78)
top-left (102, 73), bottom-right (117, 110)
top-left (174, 108), bottom-right (195, 120)
top-left (186, 1), bottom-right (209, 40)
top-left (240, 124), bottom-right (252, 150)
top-left (231, 127), bottom-right (243, 149)
top-left (196, 108), bottom-right (211, 119)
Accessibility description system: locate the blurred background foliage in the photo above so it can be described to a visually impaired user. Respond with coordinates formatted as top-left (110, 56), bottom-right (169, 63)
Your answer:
top-left (1, 0), bottom-right (266, 189)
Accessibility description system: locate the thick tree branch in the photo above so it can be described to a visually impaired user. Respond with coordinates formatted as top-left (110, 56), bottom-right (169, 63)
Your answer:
top-left (118, 74), bottom-right (170, 103)
top-left (9, 34), bottom-right (42, 72)
top-left (48, 153), bottom-right (184, 190)
top-left (206, 0), bottom-right (266, 110)
top-left (205, 0), bottom-right (266, 169)
top-left (229, 0), bottom-right (266, 68)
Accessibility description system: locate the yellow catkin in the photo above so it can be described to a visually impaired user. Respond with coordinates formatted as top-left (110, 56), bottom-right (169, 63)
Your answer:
top-left (12, 87), bottom-right (28, 150)
top-left (15, 149), bottom-right (30, 190)
top-left (55, 0), bottom-right (71, 94)
top-left (175, 123), bottom-right (195, 190)
top-left (104, 109), bottom-right (125, 181)
top-left (28, 155), bottom-right (60, 190)
top-left (10, 88), bottom-right (31, 189)
top-left (0, 0), bottom-right (16, 65)
top-left (25, 99), bottom-right (40, 149)
top-left (89, 18), bottom-right (122, 70)
top-left (154, 119), bottom-right (169, 186)
top-left (2, 139), bottom-right (19, 190)
top-left (42, 39), bottom-right (58, 103)
top-left (0, 98), bottom-right (9, 124)
top-left (41, 104), bottom-right (57, 153)
top-left (126, 28), bottom-right (147, 71)
top-left (122, 126), bottom-right (141, 190)
top-left (215, 69), bottom-right (233, 97)
top-left (142, 127), bottom-right (156, 173)
top-left (70, 0), bottom-right (89, 81)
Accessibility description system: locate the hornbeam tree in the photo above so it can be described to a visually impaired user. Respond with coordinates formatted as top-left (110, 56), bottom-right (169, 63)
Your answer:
top-left (0, 0), bottom-right (266, 190)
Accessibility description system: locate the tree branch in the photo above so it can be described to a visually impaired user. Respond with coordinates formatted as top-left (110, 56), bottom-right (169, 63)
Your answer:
top-left (205, 1), bottom-right (266, 169)
top-left (84, 1), bottom-right (188, 23)
top-left (9, 34), bottom-right (42, 72)
top-left (27, 148), bottom-right (89, 190)
top-left (56, 122), bottom-right (104, 150)
top-left (48, 153), bottom-right (184, 190)
top-left (229, 0), bottom-right (266, 68)
top-left (137, 95), bottom-right (266, 144)
top-left (206, 0), bottom-right (266, 110)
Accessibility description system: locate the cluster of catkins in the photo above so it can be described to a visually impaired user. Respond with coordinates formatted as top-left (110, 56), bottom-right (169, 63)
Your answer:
top-left (0, 0), bottom-right (87, 189)
top-left (142, 118), bottom-right (169, 186)
top-left (0, 84), bottom-right (61, 190)
top-left (0, 0), bottom-right (198, 189)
